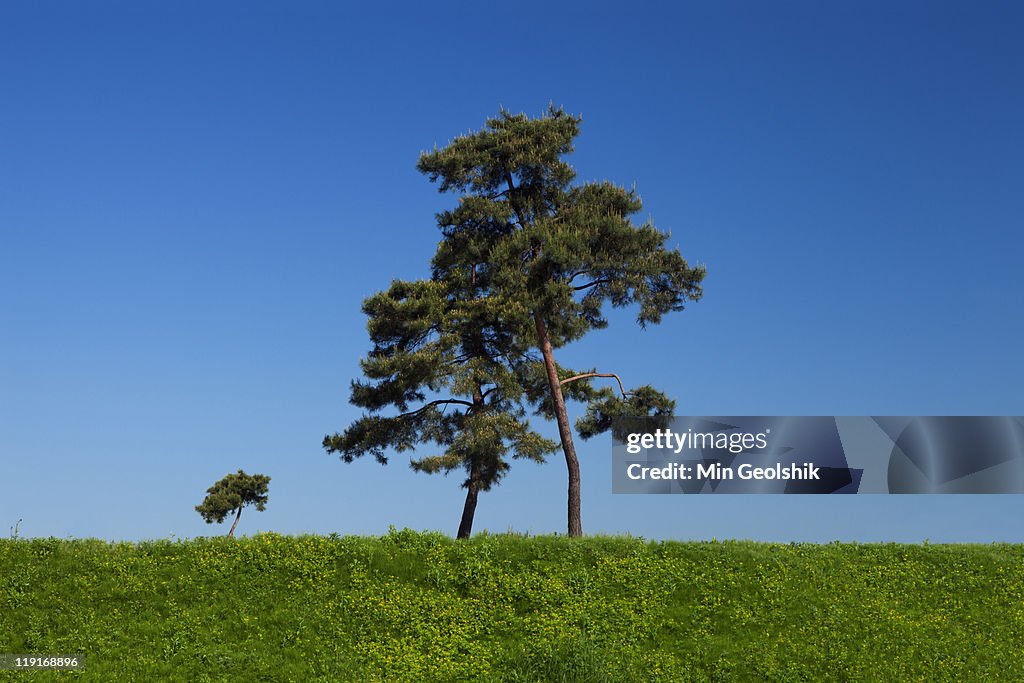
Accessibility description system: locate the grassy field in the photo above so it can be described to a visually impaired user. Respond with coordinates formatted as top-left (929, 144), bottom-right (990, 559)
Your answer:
top-left (1, 530), bottom-right (1023, 681)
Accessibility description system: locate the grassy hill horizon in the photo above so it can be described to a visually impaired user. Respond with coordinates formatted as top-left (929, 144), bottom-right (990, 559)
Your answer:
top-left (3, 530), bottom-right (1022, 681)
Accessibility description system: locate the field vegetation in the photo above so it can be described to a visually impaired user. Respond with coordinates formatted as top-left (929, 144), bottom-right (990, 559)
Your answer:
top-left (2, 531), bottom-right (1022, 681)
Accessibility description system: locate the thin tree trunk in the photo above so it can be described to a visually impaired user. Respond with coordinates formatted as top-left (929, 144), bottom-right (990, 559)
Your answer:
top-left (227, 507), bottom-right (242, 538)
top-left (457, 385), bottom-right (485, 540)
top-left (457, 470), bottom-right (480, 540)
top-left (534, 311), bottom-right (583, 537)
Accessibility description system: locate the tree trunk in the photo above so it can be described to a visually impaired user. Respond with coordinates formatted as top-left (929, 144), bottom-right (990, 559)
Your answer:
top-left (457, 473), bottom-right (480, 540)
top-left (534, 311), bottom-right (583, 537)
top-left (227, 507), bottom-right (242, 538)
top-left (457, 385), bottom-right (485, 540)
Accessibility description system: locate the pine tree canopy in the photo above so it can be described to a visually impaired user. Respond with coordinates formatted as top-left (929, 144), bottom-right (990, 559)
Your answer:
top-left (323, 275), bottom-right (560, 492)
top-left (418, 106), bottom-right (706, 347)
top-left (195, 470), bottom-right (270, 525)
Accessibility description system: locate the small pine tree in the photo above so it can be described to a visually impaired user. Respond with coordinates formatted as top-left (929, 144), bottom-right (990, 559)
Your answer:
top-left (195, 470), bottom-right (270, 537)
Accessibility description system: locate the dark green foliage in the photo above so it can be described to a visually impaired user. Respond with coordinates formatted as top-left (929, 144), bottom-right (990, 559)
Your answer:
top-left (323, 276), bottom-right (558, 477)
top-left (417, 106), bottom-right (706, 343)
top-left (195, 470), bottom-right (270, 535)
top-left (575, 385), bottom-right (676, 441)
top-left (3, 533), bottom-right (1024, 681)
top-left (323, 274), bottom-right (561, 536)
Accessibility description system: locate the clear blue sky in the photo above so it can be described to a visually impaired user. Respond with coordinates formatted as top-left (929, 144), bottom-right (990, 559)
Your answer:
top-left (2, 2), bottom-right (1022, 542)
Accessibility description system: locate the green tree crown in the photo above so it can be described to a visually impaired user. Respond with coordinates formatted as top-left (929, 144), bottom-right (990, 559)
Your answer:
top-left (195, 470), bottom-right (270, 526)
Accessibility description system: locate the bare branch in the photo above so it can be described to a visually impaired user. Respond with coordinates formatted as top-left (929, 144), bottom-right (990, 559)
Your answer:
top-left (503, 165), bottom-right (528, 230)
top-left (399, 398), bottom-right (474, 418)
top-left (559, 372), bottom-right (628, 398)
top-left (572, 278), bottom-right (610, 291)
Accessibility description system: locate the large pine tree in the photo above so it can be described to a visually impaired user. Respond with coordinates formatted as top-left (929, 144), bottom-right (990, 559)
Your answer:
top-left (417, 106), bottom-right (705, 536)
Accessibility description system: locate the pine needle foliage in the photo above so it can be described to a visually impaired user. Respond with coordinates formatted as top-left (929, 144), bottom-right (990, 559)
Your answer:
top-left (195, 470), bottom-right (270, 538)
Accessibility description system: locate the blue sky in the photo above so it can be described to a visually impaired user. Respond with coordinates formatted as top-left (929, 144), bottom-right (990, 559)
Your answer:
top-left (2, 2), bottom-right (1022, 542)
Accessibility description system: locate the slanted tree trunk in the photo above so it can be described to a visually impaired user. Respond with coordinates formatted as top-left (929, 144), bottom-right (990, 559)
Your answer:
top-left (457, 468), bottom-right (480, 540)
top-left (534, 311), bottom-right (583, 537)
top-left (227, 507), bottom-right (242, 538)
top-left (456, 385), bottom-right (486, 540)
top-left (504, 170), bottom-right (583, 537)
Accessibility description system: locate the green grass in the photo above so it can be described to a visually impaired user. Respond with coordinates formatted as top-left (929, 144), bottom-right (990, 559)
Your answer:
top-left (2, 530), bottom-right (1023, 681)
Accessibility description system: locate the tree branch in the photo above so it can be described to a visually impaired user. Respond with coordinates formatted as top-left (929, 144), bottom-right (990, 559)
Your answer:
top-left (400, 398), bottom-right (474, 418)
top-left (559, 372), bottom-right (628, 398)
top-left (573, 278), bottom-right (610, 291)
top-left (503, 165), bottom-right (528, 230)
